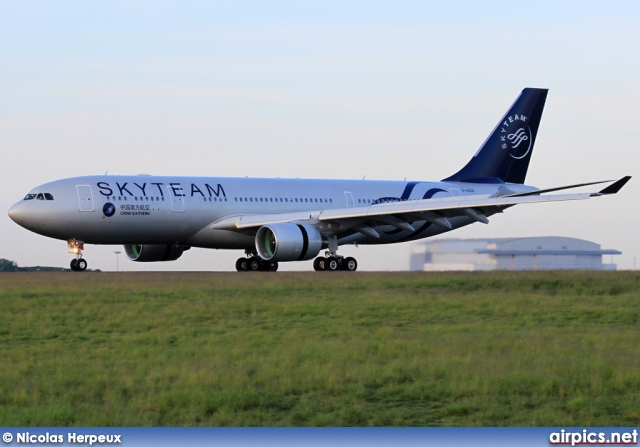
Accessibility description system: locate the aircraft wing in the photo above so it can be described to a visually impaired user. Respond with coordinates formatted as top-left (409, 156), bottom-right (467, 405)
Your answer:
top-left (210, 176), bottom-right (631, 237)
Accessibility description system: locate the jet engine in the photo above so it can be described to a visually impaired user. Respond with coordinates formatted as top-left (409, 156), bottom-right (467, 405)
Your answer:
top-left (124, 244), bottom-right (187, 262)
top-left (256, 223), bottom-right (323, 262)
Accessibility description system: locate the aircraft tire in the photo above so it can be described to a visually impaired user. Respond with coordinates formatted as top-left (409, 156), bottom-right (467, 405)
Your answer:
top-left (313, 257), bottom-right (324, 271)
top-left (344, 257), bottom-right (357, 271)
top-left (268, 261), bottom-right (279, 272)
top-left (327, 258), bottom-right (339, 271)
top-left (76, 259), bottom-right (88, 272)
top-left (248, 257), bottom-right (261, 271)
top-left (236, 258), bottom-right (248, 271)
top-left (70, 259), bottom-right (78, 271)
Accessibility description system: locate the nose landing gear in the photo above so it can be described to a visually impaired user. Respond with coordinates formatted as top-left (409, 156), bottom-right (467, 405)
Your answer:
top-left (68, 239), bottom-right (88, 272)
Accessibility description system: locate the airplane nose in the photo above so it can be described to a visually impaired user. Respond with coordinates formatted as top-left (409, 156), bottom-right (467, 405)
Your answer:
top-left (8, 201), bottom-right (29, 227)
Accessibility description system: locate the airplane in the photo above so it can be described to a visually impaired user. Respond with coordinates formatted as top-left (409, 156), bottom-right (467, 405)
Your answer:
top-left (8, 88), bottom-right (631, 272)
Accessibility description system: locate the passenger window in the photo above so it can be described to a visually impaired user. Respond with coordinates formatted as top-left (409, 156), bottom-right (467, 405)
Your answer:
top-left (24, 194), bottom-right (36, 200)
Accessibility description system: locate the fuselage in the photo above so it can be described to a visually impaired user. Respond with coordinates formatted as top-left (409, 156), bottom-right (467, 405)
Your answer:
top-left (8, 175), bottom-right (536, 250)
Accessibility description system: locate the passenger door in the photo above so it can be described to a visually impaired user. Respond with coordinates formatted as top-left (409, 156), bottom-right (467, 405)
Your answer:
top-left (344, 191), bottom-right (354, 208)
top-left (167, 185), bottom-right (185, 212)
top-left (76, 185), bottom-right (95, 212)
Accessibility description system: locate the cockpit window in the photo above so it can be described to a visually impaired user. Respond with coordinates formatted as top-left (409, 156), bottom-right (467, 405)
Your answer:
top-left (24, 194), bottom-right (36, 200)
top-left (36, 193), bottom-right (45, 200)
top-left (44, 193), bottom-right (54, 200)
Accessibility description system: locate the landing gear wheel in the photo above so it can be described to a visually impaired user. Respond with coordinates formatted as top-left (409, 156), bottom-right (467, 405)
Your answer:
top-left (267, 261), bottom-right (279, 272)
top-left (248, 257), bottom-right (261, 271)
top-left (236, 258), bottom-right (248, 272)
top-left (344, 257), bottom-right (357, 271)
top-left (327, 257), bottom-right (339, 271)
top-left (313, 257), bottom-right (324, 271)
top-left (67, 240), bottom-right (87, 272)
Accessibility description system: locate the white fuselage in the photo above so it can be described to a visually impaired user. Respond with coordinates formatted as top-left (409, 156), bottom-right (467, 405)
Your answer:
top-left (8, 175), bottom-right (535, 250)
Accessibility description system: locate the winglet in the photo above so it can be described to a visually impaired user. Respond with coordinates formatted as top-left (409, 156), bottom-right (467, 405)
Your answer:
top-left (594, 176), bottom-right (631, 196)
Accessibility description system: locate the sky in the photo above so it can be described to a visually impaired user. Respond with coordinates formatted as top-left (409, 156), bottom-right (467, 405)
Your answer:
top-left (1, 1), bottom-right (639, 272)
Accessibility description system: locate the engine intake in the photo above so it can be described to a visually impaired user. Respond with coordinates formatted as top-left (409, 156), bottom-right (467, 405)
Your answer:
top-left (256, 223), bottom-right (323, 262)
top-left (124, 244), bottom-right (187, 262)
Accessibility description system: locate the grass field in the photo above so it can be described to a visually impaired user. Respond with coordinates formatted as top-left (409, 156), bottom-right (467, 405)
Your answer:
top-left (1, 271), bottom-right (639, 426)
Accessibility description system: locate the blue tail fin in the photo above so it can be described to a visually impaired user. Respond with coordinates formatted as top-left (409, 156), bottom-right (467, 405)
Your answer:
top-left (443, 88), bottom-right (548, 184)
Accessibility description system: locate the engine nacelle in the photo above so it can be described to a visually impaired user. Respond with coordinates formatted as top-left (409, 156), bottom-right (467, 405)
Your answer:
top-left (256, 223), bottom-right (323, 262)
top-left (124, 244), bottom-right (187, 262)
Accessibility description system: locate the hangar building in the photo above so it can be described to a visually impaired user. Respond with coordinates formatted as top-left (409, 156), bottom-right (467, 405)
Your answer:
top-left (409, 237), bottom-right (621, 271)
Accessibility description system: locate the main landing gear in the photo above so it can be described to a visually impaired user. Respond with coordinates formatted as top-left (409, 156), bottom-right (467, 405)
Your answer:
top-left (312, 235), bottom-right (358, 272)
top-left (313, 255), bottom-right (358, 272)
top-left (68, 239), bottom-right (88, 272)
top-left (235, 252), bottom-right (279, 272)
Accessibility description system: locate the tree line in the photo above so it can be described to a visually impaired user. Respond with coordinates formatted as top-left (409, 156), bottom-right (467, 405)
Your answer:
top-left (0, 258), bottom-right (99, 272)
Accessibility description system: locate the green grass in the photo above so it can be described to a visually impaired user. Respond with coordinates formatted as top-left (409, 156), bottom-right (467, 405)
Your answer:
top-left (1, 271), bottom-right (639, 426)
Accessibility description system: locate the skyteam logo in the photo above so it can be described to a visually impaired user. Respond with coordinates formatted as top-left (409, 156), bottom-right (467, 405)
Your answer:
top-left (508, 128), bottom-right (528, 148)
top-left (507, 127), bottom-right (533, 159)
top-left (103, 202), bottom-right (116, 217)
top-left (500, 114), bottom-right (532, 160)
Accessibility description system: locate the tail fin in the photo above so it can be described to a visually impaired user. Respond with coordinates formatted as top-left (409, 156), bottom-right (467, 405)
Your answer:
top-left (443, 88), bottom-right (548, 184)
